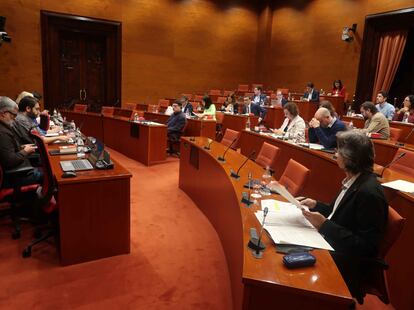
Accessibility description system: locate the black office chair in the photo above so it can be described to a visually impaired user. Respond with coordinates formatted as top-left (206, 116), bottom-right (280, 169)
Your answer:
top-left (22, 131), bottom-right (59, 258)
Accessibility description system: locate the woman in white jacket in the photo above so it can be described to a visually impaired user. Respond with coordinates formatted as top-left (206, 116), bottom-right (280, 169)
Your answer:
top-left (272, 102), bottom-right (306, 142)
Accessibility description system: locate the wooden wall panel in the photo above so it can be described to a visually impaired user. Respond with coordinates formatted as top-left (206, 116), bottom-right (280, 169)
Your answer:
top-left (0, 0), bottom-right (258, 106)
top-left (262, 0), bottom-right (414, 96)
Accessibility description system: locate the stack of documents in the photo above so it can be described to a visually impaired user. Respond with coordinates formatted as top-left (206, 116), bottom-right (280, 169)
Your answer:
top-left (255, 200), bottom-right (334, 251)
top-left (382, 180), bottom-right (414, 193)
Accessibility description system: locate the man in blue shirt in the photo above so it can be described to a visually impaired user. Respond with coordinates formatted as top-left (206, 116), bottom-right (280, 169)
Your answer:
top-left (375, 90), bottom-right (395, 120)
top-left (252, 86), bottom-right (267, 106)
top-left (308, 107), bottom-right (346, 149)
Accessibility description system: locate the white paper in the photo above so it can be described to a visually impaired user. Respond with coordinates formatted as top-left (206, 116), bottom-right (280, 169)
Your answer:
top-left (255, 210), bottom-right (334, 251)
top-left (261, 199), bottom-right (308, 213)
top-left (298, 143), bottom-right (324, 150)
top-left (267, 181), bottom-right (303, 209)
top-left (382, 180), bottom-right (414, 193)
top-left (45, 132), bottom-right (59, 137)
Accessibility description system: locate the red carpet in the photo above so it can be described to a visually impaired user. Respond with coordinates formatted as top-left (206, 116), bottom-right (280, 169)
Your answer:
top-left (0, 149), bottom-right (394, 309)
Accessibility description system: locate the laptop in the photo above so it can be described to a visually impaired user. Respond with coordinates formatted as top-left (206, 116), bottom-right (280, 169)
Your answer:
top-left (60, 138), bottom-right (104, 172)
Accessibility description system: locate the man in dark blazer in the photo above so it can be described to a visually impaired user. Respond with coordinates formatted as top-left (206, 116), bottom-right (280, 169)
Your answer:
top-left (303, 82), bottom-right (320, 102)
top-left (241, 97), bottom-right (266, 122)
top-left (181, 96), bottom-right (193, 115)
top-left (299, 130), bottom-right (388, 301)
top-left (167, 100), bottom-right (187, 154)
top-left (308, 107), bottom-right (346, 148)
top-left (252, 86), bottom-right (267, 106)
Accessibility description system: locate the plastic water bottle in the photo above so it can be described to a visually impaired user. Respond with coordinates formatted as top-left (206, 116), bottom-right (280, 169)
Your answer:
top-left (245, 117), bottom-right (251, 131)
top-left (347, 105), bottom-right (352, 117)
top-left (349, 121), bottom-right (354, 129)
top-left (134, 112), bottom-right (139, 122)
top-left (402, 112), bottom-right (409, 123)
top-left (70, 120), bottom-right (76, 131)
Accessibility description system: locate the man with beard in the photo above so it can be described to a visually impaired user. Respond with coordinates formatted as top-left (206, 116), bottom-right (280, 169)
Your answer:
top-left (0, 96), bottom-right (42, 187)
top-left (359, 101), bottom-right (390, 139)
top-left (13, 96), bottom-right (68, 145)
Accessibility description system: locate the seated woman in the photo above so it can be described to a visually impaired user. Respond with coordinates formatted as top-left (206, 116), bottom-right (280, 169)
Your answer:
top-left (392, 95), bottom-right (414, 123)
top-left (299, 130), bottom-right (388, 300)
top-left (223, 94), bottom-right (236, 113)
top-left (194, 96), bottom-right (216, 120)
top-left (331, 79), bottom-right (346, 97)
top-left (319, 100), bottom-right (338, 118)
top-left (272, 102), bottom-right (305, 142)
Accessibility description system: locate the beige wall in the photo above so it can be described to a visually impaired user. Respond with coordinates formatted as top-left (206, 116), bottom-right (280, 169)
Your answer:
top-left (0, 0), bottom-right (258, 106)
top-left (261, 0), bottom-right (414, 97)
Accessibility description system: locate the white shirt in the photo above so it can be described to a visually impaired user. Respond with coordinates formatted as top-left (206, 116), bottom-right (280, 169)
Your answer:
top-left (328, 173), bottom-right (360, 220)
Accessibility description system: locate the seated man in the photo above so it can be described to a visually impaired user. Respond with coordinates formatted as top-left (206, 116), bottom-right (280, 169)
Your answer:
top-left (308, 107), bottom-right (346, 149)
top-left (181, 96), bottom-right (193, 116)
top-left (13, 96), bottom-right (68, 145)
top-left (0, 96), bottom-right (42, 187)
top-left (375, 90), bottom-right (394, 120)
top-left (275, 90), bottom-right (288, 107)
top-left (252, 86), bottom-right (267, 106)
top-left (359, 101), bottom-right (390, 139)
top-left (242, 97), bottom-right (266, 122)
top-left (303, 82), bottom-right (320, 102)
top-left (166, 100), bottom-right (187, 154)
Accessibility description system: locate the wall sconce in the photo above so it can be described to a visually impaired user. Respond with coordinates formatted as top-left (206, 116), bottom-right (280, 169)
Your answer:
top-left (342, 23), bottom-right (357, 42)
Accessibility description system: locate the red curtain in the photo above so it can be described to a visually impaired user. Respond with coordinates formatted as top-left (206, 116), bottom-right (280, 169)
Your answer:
top-left (372, 31), bottom-right (407, 101)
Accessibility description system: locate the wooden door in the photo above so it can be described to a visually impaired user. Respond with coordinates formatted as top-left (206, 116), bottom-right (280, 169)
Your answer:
top-left (60, 32), bottom-right (106, 112)
top-left (41, 11), bottom-right (121, 113)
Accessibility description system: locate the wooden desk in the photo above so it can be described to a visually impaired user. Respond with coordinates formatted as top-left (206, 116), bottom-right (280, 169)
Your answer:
top-left (263, 106), bottom-right (284, 129)
top-left (179, 137), bottom-right (353, 310)
top-left (291, 100), bottom-right (318, 121)
top-left (49, 148), bottom-right (131, 266)
top-left (239, 130), bottom-right (414, 310)
top-left (62, 111), bottom-right (104, 141)
top-left (143, 112), bottom-right (216, 139)
top-left (221, 113), bottom-right (259, 134)
top-left (103, 117), bottom-right (167, 166)
top-left (320, 95), bottom-right (345, 116)
top-left (340, 116), bottom-right (365, 128)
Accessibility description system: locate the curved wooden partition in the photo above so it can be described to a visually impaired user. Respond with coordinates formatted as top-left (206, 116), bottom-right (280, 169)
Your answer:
top-left (239, 130), bottom-right (414, 310)
top-left (179, 137), bottom-right (353, 310)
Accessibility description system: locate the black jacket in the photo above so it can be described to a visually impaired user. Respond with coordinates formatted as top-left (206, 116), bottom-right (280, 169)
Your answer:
top-left (167, 112), bottom-right (186, 133)
top-left (315, 172), bottom-right (388, 257)
top-left (0, 121), bottom-right (31, 170)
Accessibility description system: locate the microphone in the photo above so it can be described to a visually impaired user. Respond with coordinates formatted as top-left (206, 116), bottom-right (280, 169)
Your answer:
top-left (230, 150), bottom-right (256, 179)
top-left (248, 207), bottom-right (269, 259)
top-left (204, 138), bottom-right (214, 150)
top-left (217, 138), bottom-right (237, 163)
top-left (377, 152), bottom-right (406, 178)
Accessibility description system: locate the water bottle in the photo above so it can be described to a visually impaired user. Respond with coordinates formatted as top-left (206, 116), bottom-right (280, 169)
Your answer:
top-left (403, 112), bottom-right (409, 123)
top-left (288, 92), bottom-right (291, 101)
top-left (70, 120), bottom-right (76, 131)
top-left (53, 109), bottom-right (57, 117)
top-left (347, 105), bottom-right (352, 117)
top-left (349, 121), bottom-right (354, 129)
top-left (245, 117), bottom-right (251, 131)
top-left (134, 112), bottom-right (139, 122)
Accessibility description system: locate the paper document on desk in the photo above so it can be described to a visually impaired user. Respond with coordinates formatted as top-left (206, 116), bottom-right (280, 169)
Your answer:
top-left (298, 143), bottom-right (324, 150)
top-left (255, 209), bottom-right (334, 251)
top-left (382, 180), bottom-right (414, 193)
top-left (267, 181), bottom-right (303, 209)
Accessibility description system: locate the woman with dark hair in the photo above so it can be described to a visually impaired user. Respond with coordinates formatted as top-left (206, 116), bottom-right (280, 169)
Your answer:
top-left (392, 95), bottom-right (414, 123)
top-left (272, 102), bottom-right (305, 142)
top-left (194, 96), bottom-right (216, 120)
top-left (224, 93), bottom-right (236, 113)
top-left (299, 130), bottom-right (388, 301)
top-left (332, 79), bottom-right (346, 97)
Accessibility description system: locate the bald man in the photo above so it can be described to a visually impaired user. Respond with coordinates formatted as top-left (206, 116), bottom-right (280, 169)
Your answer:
top-left (308, 107), bottom-right (347, 149)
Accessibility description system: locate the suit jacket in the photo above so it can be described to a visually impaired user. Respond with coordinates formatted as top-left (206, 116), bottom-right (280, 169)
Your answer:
top-left (362, 112), bottom-right (390, 139)
top-left (303, 89), bottom-right (320, 102)
top-left (183, 103), bottom-right (193, 115)
top-left (314, 172), bottom-right (388, 257)
top-left (167, 112), bottom-right (186, 133)
top-left (251, 94), bottom-right (267, 106)
top-left (0, 121), bottom-right (31, 170)
top-left (279, 115), bottom-right (306, 142)
top-left (242, 103), bottom-right (266, 119)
